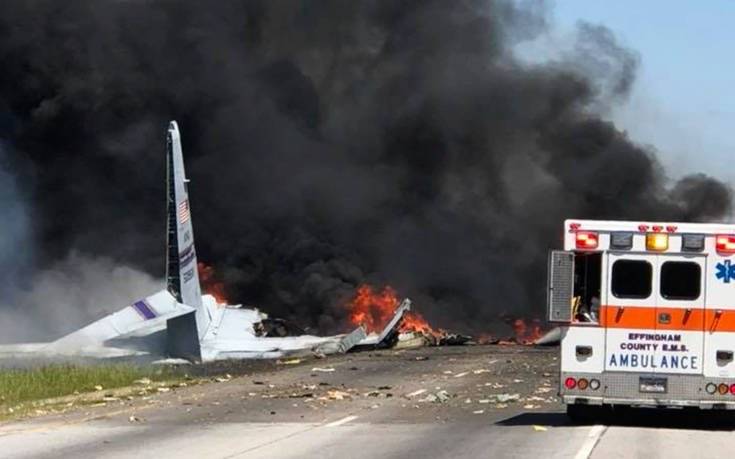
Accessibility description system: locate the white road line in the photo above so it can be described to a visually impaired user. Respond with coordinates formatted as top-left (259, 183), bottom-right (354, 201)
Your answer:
top-left (574, 425), bottom-right (607, 459)
top-left (324, 415), bottom-right (359, 427)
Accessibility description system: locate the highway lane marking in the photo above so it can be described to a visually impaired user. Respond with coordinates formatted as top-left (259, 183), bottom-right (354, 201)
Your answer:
top-left (574, 424), bottom-right (607, 459)
top-left (325, 415), bottom-right (359, 427)
top-left (225, 416), bottom-right (362, 457)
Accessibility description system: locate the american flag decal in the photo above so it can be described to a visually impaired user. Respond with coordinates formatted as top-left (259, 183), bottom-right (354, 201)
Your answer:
top-left (178, 199), bottom-right (190, 224)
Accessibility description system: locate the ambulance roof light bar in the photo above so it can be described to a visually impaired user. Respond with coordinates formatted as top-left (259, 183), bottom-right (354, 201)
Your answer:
top-left (716, 235), bottom-right (735, 254)
top-left (575, 231), bottom-right (598, 250)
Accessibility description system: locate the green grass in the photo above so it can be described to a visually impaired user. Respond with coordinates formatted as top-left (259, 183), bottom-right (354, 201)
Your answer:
top-left (0, 364), bottom-right (175, 410)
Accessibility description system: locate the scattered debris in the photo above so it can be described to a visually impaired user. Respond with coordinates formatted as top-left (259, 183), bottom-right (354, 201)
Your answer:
top-left (128, 415), bottom-right (143, 423)
top-left (405, 389), bottom-right (428, 398)
top-left (311, 367), bottom-right (336, 373)
top-left (419, 390), bottom-right (450, 403)
top-left (473, 410), bottom-right (485, 414)
top-left (532, 425), bottom-right (548, 432)
top-left (326, 390), bottom-right (351, 400)
top-left (496, 393), bottom-right (521, 403)
top-left (453, 372), bottom-right (469, 378)
top-left (278, 358), bottom-right (302, 365)
top-left (439, 333), bottom-right (473, 346)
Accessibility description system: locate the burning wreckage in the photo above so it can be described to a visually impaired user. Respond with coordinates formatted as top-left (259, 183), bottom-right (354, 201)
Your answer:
top-left (0, 122), bottom-right (469, 364)
top-left (0, 122), bottom-right (547, 364)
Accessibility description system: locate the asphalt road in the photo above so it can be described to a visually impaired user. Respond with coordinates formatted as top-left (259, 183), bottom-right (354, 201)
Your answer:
top-left (1, 346), bottom-right (734, 458)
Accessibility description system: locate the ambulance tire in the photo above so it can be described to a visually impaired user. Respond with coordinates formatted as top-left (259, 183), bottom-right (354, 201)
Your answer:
top-left (566, 404), bottom-right (602, 423)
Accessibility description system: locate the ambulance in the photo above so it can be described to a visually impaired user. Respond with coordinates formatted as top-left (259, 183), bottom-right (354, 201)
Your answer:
top-left (548, 219), bottom-right (735, 418)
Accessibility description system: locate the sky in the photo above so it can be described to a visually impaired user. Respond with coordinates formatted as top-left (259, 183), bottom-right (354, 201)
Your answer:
top-left (548, 1), bottom-right (735, 183)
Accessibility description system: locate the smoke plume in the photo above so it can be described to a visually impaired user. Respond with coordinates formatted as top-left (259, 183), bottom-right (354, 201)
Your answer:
top-left (0, 0), bottom-right (730, 337)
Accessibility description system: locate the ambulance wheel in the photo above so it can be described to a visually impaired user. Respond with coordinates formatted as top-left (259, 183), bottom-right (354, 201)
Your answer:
top-left (566, 404), bottom-right (599, 423)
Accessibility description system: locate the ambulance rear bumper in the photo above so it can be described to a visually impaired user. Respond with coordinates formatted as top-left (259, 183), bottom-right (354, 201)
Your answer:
top-left (560, 372), bottom-right (735, 409)
top-left (562, 395), bottom-right (735, 409)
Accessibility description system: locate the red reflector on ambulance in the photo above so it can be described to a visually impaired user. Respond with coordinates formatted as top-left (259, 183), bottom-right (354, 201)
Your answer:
top-left (575, 231), bottom-right (598, 249)
top-left (716, 235), bottom-right (735, 254)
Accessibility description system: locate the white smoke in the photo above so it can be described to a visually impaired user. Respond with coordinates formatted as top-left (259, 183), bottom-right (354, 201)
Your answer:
top-left (0, 252), bottom-right (162, 343)
top-left (0, 143), bottom-right (163, 343)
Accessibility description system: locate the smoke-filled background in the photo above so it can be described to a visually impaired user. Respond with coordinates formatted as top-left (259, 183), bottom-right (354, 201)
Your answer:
top-left (0, 0), bottom-right (731, 341)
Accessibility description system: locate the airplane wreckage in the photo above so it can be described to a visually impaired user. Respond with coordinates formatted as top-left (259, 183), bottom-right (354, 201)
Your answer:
top-left (0, 122), bottom-right (412, 363)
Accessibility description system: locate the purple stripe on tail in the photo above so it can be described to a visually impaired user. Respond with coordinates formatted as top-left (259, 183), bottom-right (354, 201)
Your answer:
top-left (132, 300), bottom-right (157, 320)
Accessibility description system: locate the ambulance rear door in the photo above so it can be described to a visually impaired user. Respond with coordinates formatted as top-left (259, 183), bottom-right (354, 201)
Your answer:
top-left (604, 252), bottom-right (658, 373)
top-left (654, 254), bottom-right (705, 375)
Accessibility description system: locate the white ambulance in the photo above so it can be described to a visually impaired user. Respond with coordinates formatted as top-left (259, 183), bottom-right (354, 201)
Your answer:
top-left (548, 219), bottom-right (735, 418)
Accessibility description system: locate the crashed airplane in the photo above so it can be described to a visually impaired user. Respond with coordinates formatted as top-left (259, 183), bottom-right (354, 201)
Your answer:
top-left (0, 122), bottom-right (410, 363)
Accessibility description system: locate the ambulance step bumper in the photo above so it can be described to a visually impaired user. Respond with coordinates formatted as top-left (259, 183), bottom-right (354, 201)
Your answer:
top-left (562, 395), bottom-right (735, 409)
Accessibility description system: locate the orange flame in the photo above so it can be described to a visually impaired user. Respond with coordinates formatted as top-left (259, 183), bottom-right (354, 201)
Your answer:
top-left (512, 318), bottom-right (543, 345)
top-left (197, 262), bottom-right (228, 305)
top-left (347, 284), bottom-right (440, 337)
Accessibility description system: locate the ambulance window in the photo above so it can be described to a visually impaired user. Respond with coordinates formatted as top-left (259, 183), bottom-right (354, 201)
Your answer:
top-left (660, 261), bottom-right (701, 300)
top-left (611, 260), bottom-right (652, 299)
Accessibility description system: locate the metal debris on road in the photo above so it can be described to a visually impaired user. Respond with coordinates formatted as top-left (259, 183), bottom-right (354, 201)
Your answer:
top-left (532, 425), bottom-right (548, 432)
top-left (326, 390), bottom-right (351, 400)
top-left (496, 393), bottom-right (520, 403)
top-left (405, 389), bottom-right (428, 398)
top-left (419, 390), bottom-right (450, 403)
top-left (311, 367), bottom-right (336, 373)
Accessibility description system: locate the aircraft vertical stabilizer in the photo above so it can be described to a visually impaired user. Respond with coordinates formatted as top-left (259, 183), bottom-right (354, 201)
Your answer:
top-left (166, 121), bottom-right (209, 343)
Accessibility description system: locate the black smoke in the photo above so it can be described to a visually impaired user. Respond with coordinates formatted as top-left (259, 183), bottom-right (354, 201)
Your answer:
top-left (0, 0), bottom-right (730, 336)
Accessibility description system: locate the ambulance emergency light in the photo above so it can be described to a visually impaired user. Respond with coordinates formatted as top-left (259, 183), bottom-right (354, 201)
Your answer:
top-left (610, 232), bottom-right (633, 250)
top-left (716, 235), bottom-right (735, 254)
top-left (646, 233), bottom-right (668, 251)
top-left (575, 231), bottom-right (598, 249)
top-left (682, 234), bottom-right (705, 252)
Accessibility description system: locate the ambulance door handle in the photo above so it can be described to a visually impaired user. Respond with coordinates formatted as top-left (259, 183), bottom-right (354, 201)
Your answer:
top-left (576, 346), bottom-right (593, 357)
top-left (658, 313), bottom-right (671, 325)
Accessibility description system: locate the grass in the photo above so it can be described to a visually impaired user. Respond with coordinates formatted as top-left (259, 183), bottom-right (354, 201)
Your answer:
top-left (0, 364), bottom-right (180, 417)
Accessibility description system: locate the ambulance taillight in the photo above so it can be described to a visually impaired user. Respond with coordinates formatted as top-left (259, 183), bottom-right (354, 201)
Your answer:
top-left (716, 235), bottom-right (735, 254)
top-left (575, 232), bottom-right (598, 249)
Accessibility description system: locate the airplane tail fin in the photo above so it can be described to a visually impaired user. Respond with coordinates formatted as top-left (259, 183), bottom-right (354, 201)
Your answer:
top-left (166, 121), bottom-right (210, 342)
